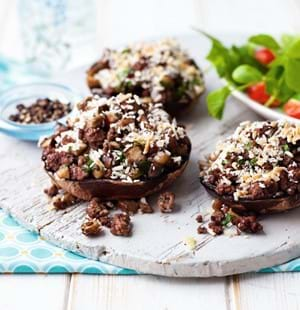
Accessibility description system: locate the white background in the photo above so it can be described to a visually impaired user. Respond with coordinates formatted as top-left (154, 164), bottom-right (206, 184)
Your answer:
top-left (1, 0), bottom-right (300, 309)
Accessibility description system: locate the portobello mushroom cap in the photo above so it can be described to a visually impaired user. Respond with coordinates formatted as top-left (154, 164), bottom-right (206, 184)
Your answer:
top-left (41, 93), bottom-right (192, 201)
top-left (47, 159), bottom-right (189, 201)
top-left (199, 120), bottom-right (300, 214)
top-left (200, 177), bottom-right (300, 214)
top-left (86, 39), bottom-right (205, 116)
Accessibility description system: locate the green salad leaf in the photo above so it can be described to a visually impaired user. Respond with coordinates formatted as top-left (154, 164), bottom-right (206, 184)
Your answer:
top-left (249, 34), bottom-right (280, 50)
top-left (281, 34), bottom-right (297, 49)
top-left (204, 33), bottom-right (232, 78)
top-left (196, 30), bottom-right (300, 119)
top-left (285, 58), bottom-right (300, 92)
top-left (232, 65), bottom-right (263, 84)
top-left (207, 86), bottom-right (230, 119)
top-left (285, 39), bottom-right (300, 58)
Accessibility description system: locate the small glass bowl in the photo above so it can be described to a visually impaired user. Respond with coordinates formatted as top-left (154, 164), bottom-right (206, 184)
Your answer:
top-left (0, 82), bottom-right (82, 141)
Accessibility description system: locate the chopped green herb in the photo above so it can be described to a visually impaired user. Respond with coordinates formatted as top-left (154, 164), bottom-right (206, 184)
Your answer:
top-left (120, 79), bottom-right (133, 92)
top-left (122, 48), bottom-right (131, 54)
top-left (83, 157), bottom-right (95, 173)
top-left (283, 144), bottom-right (290, 151)
top-left (86, 157), bottom-right (94, 167)
top-left (221, 213), bottom-right (233, 226)
top-left (117, 68), bottom-right (133, 80)
top-left (160, 76), bottom-right (174, 88)
top-left (125, 80), bottom-right (133, 88)
top-left (191, 77), bottom-right (202, 86)
top-left (175, 82), bottom-right (188, 99)
top-left (238, 158), bottom-right (246, 165)
top-left (116, 152), bottom-right (125, 163)
top-left (245, 142), bottom-right (253, 150)
top-left (249, 158), bottom-right (257, 166)
top-left (68, 146), bottom-right (73, 152)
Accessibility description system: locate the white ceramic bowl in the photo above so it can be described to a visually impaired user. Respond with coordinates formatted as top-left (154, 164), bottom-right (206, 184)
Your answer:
top-left (230, 87), bottom-right (300, 124)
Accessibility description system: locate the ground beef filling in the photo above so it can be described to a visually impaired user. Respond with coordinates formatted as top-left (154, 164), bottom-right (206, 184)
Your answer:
top-left (41, 93), bottom-right (190, 183)
top-left (86, 39), bottom-right (204, 114)
top-left (200, 121), bottom-right (300, 200)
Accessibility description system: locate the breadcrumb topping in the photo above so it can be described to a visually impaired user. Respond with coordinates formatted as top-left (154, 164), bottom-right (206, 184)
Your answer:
top-left (88, 39), bottom-right (204, 112)
top-left (41, 93), bottom-right (191, 183)
top-left (200, 121), bottom-right (300, 200)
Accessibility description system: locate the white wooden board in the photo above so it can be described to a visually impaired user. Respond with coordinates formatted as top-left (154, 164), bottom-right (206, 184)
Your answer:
top-left (1, 35), bottom-right (300, 277)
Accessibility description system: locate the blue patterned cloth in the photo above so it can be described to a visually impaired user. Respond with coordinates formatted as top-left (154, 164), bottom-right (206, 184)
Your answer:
top-left (0, 206), bottom-right (297, 274)
top-left (0, 209), bottom-right (137, 274)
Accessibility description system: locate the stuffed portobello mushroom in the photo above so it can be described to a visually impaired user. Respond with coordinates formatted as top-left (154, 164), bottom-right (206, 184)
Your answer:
top-left (200, 121), bottom-right (300, 214)
top-left (87, 39), bottom-right (205, 115)
top-left (41, 93), bottom-right (191, 200)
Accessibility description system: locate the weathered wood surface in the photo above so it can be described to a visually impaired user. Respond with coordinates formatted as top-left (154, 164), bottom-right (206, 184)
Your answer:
top-left (1, 36), bottom-right (300, 277)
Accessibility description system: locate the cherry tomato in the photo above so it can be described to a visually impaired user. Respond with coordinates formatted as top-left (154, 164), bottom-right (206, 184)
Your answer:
top-left (246, 82), bottom-right (280, 107)
top-left (254, 48), bottom-right (276, 65)
top-left (247, 82), bottom-right (268, 103)
top-left (284, 99), bottom-right (300, 119)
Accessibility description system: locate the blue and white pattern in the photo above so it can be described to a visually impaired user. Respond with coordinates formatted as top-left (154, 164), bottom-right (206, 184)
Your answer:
top-left (0, 206), bottom-right (297, 274)
top-left (0, 208), bottom-right (137, 274)
top-left (260, 259), bottom-right (300, 273)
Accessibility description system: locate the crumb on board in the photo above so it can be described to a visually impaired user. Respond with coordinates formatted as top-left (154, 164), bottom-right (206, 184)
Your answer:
top-left (184, 236), bottom-right (197, 250)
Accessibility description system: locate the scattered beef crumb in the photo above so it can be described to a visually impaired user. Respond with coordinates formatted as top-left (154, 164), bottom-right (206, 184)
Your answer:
top-left (110, 213), bottom-right (132, 236)
top-left (197, 226), bottom-right (207, 234)
top-left (208, 222), bottom-right (224, 235)
top-left (44, 184), bottom-right (59, 197)
top-left (195, 199), bottom-right (263, 236)
top-left (233, 216), bottom-right (263, 233)
top-left (210, 210), bottom-right (225, 224)
top-left (52, 192), bottom-right (78, 209)
top-left (86, 197), bottom-right (108, 218)
top-left (158, 192), bottom-right (175, 213)
top-left (195, 214), bottom-right (203, 223)
top-left (117, 200), bottom-right (139, 214)
top-left (81, 218), bottom-right (102, 236)
top-left (83, 197), bottom-right (154, 237)
top-left (97, 209), bottom-right (110, 218)
top-left (99, 215), bottom-right (112, 228)
top-left (86, 197), bottom-right (112, 228)
top-left (138, 197), bottom-right (153, 213)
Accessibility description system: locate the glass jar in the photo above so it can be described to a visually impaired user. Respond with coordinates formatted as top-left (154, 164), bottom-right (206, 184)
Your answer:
top-left (18, 0), bottom-right (97, 75)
